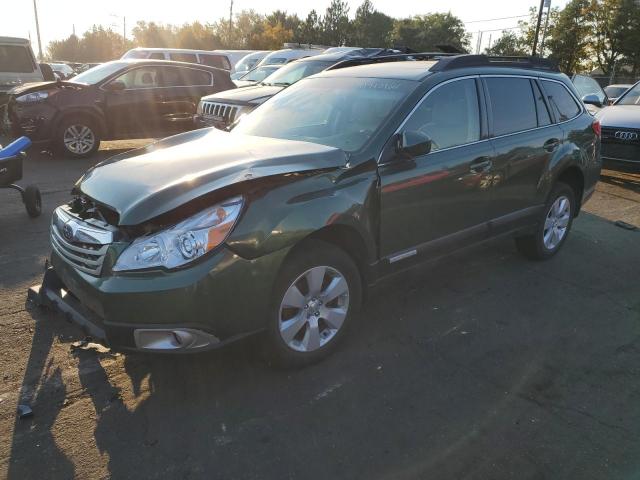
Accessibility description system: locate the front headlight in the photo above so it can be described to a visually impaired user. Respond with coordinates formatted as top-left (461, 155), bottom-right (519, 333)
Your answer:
top-left (15, 91), bottom-right (49, 103)
top-left (113, 196), bottom-right (243, 272)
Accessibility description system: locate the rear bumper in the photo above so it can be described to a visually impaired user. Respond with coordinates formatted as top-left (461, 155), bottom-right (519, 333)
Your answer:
top-left (29, 245), bottom-right (289, 353)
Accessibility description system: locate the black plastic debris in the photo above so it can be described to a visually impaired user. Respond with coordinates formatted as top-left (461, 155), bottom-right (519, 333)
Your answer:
top-left (614, 220), bottom-right (638, 231)
top-left (17, 404), bottom-right (33, 419)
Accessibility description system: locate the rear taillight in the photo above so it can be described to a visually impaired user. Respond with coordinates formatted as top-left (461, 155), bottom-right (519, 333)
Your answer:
top-left (592, 120), bottom-right (601, 137)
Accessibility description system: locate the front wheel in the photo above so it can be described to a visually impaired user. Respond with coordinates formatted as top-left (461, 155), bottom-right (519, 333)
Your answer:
top-left (266, 241), bottom-right (362, 368)
top-left (55, 117), bottom-right (101, 158)
top-left (515, 182), bottom-right (576, 260)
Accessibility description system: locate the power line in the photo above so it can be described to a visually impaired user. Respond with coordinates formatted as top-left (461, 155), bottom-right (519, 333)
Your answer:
top-left (463, 14), bottom-right (530, 24)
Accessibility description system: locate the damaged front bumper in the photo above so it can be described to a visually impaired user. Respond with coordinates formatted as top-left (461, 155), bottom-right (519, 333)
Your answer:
top-left (28, 243), bottom-right (288, 353)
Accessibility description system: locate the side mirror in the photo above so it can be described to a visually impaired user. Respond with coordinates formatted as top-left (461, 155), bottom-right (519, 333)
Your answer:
top-left (396, 131), bottom-right (432, 158)
top-left (105, 81), bottom-right (126, 92)
top-left (582, 94), bottom-right (603, 108)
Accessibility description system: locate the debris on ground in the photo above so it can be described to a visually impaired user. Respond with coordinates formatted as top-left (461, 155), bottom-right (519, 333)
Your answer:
top-left (614, 220), bottom-right (638, 231)
top-left (70, 338), bottom-right (111, 354)
top-left (17, 404), bottom-right (33, 419)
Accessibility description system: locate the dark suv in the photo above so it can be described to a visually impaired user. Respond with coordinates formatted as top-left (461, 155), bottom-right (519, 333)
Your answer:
top-left (6, 59), bottom-right (235, 158)
top-left (193, 49), bottom-right (399, 130)
top-left (31, 55), bottom-right (601, 367)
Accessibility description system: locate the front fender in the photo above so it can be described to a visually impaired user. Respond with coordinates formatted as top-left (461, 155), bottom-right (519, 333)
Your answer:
top-left (227, 165), bottom-right (378, 263)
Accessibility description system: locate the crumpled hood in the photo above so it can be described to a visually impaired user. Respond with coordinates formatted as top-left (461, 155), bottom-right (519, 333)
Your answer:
top-left (596, 105), bottom-right (640, 129)
top-left (77, 128), bottom-right (347, 226)
top-left (8, 80), bottom-right (85, 96)
top-left (200, 84), bottom-right (285, 106)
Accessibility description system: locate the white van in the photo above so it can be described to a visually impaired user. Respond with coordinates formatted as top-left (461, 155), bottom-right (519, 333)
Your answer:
top-left (257, 48), bottom-right (324, 67)
top-left (121, 48), bottom-right (232, 71)
top-left (1, 37), bottom-right (44, 100)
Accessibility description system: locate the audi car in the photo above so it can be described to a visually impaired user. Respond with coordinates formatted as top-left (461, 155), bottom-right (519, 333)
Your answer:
top-left (597, 80), bottom-right (640, 165)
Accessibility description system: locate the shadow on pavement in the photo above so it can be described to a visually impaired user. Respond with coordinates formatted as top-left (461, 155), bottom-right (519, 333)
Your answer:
top-left (6, 213), bottom-right (640, 479)
top-left (600, 167), bottom-right (640, 194)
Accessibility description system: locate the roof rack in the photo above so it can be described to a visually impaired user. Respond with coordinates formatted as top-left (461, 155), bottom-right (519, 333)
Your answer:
top-left (329, 52), bottom-right (457, 70)
top-left (430, 55), bottom-right (560, 72)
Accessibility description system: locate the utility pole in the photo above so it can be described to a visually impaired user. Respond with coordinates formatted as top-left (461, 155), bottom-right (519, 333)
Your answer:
top-left (32, 0), bottom-right (43, 60)
top-left (123, 16), bottom-right (127, 50)
top-left (229, 0), bottom-right (234, 46)
top-left (532, 0), bottom-right (545, 56)
top-left (540, 0), bottom-right (552, 56)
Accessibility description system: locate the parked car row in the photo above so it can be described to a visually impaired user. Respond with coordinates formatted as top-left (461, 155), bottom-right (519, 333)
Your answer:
top-left (28, 52), bottom-right (603, 366)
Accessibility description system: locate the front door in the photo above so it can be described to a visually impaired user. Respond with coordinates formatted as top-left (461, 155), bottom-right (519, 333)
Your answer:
top-left (103, 65), bottom-right (163, 138)
top-left (378, 77), bottom-right (495, 261)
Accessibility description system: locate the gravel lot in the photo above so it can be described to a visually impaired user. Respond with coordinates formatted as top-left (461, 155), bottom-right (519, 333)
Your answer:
top-left (1, 141), bottom-right (639, 479)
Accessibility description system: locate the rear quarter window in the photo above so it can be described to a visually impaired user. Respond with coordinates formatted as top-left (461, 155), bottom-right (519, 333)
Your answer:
top-left (485, 77), bottom-right (538, 136)
top-left (541, 80), bottom-right (582, 122)
top-left (0, 45), bottom-right (35, 73)
top-left (200, 55), bottom-right (231, 70)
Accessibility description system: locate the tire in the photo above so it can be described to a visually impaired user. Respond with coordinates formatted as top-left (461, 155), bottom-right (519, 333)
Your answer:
top-left (515, 182), bottom-right (576, 260)
top-left (265, 240), bottom-right (362, 368)
top-left (54, 116), bottom-right (101, 158)
top-left (23, 185), bottom-right (42, 218)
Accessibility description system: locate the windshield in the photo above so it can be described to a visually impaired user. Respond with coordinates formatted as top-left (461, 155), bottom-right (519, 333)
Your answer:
top-left (262, 61), bottom-right (334, 86)
top-left (616, 83), bottom-right (640, 105)
top-left (70, 62), bottom-right (125, 85)
top-left (233, 77), bottom-right (415, 152)
top-left (240, 66), bottom-right (279, 83)
top-left (604, 85), bottom-right (630, 98)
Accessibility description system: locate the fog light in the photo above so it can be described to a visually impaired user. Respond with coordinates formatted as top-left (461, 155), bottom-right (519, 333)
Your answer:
top-left (133, 328), bottom-right (220, 351)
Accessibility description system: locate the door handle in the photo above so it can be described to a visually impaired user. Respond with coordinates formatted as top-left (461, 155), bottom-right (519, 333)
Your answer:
top-left (469, 156), bottom-right (492, 174)
top-left (544, 138), bottom-right (560, 152)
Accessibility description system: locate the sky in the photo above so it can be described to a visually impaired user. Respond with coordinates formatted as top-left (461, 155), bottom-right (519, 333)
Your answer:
top-left (3, 0), bottom-right (569, 56)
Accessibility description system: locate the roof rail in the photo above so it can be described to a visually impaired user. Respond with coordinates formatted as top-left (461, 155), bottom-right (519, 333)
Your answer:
top-left (329, 52), bottom-right (457, 70)
top-left (430, 55), bottom-right (560, 72)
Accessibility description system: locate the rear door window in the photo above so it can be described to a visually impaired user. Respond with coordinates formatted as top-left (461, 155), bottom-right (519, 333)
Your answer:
top-left (485, 77), bottom-right (538, 136)
top-left (161, 67), bottom-right (212, 87)
top-left (403, 78), bottom-right (480, 151)
top-left (148, 52), bottom-right (165, 60)
top-left (541, 80), bottom-right (582, 122)
top-left (0, 45), bottom-right (35, 73)
top-left (170, 53), bottom-right (198, 64)
top-left (532, 81), bottom-right (552, 127)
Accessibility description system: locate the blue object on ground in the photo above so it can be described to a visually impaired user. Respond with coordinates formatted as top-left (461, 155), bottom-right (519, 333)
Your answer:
top-left (0, 137), bottom-right (32, 159)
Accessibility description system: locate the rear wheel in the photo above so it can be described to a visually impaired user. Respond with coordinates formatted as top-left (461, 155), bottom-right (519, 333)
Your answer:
top-left (266, 241), bottom-right (362, 367)
top-left (515, 182), bottom-right (575, 260)
top-left (55, 116), bottom-right (101, 158)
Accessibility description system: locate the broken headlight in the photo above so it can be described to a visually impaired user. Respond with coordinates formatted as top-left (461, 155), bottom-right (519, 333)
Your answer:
top-left (113, 196), bottom-right (243, 272)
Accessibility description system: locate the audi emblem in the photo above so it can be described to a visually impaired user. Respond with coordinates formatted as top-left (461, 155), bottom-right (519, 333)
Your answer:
top-left (614, 131), bottom-right (638, 141)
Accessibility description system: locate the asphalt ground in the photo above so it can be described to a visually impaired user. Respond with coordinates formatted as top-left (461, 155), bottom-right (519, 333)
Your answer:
top-left (0, 141), bottom-right (639, 479)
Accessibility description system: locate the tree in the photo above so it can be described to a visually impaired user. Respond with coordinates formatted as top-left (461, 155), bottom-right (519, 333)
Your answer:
top-left (322, 0), bottom-right (352, 46)
top-left (588, 0), bottom-right (631, 75)
top-left (392, 13), bottom-right (469, 52)
top-left (351, 0), bottom-right (394, 47)
top-left (484, 31), bottom-right (528, 56)
top-left (131, 21), bottom-right (175, 48)
top-left (301, 10), bottom-right (322, 44)
top-left (619, 0), bottom-right (640, 75)
top-left (545, 0), bottom-right (590, 73)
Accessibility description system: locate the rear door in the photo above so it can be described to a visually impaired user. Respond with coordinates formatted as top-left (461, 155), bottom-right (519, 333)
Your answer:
top-left (103, 65), bottom-right (164, 138)
top-left (155, 65), bottom-right (215, 135)
top-left (378, 77), bottom-right (495, 260)
top-left (483, 76), bottom-right (563, 233)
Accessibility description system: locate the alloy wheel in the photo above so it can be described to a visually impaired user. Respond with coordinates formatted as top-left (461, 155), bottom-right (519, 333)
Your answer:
top-left (278, 265), bottom-right (350, 353)
top-left (543, 195), bottom-right (571, 250)
top-left (63, 124), bottom-right (95, 155)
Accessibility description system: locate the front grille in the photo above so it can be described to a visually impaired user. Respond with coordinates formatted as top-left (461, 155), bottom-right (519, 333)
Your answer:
top-left (200, 101), bottom-right (239, 127)
top-left (50, 207), bottom-right (114, 276)
top-left (601, 127), bottom-right (640, 162)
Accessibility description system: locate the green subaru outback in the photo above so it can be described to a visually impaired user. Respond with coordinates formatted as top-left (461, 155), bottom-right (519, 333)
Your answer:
top-left (31, 54), bottom-right (602, 366)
